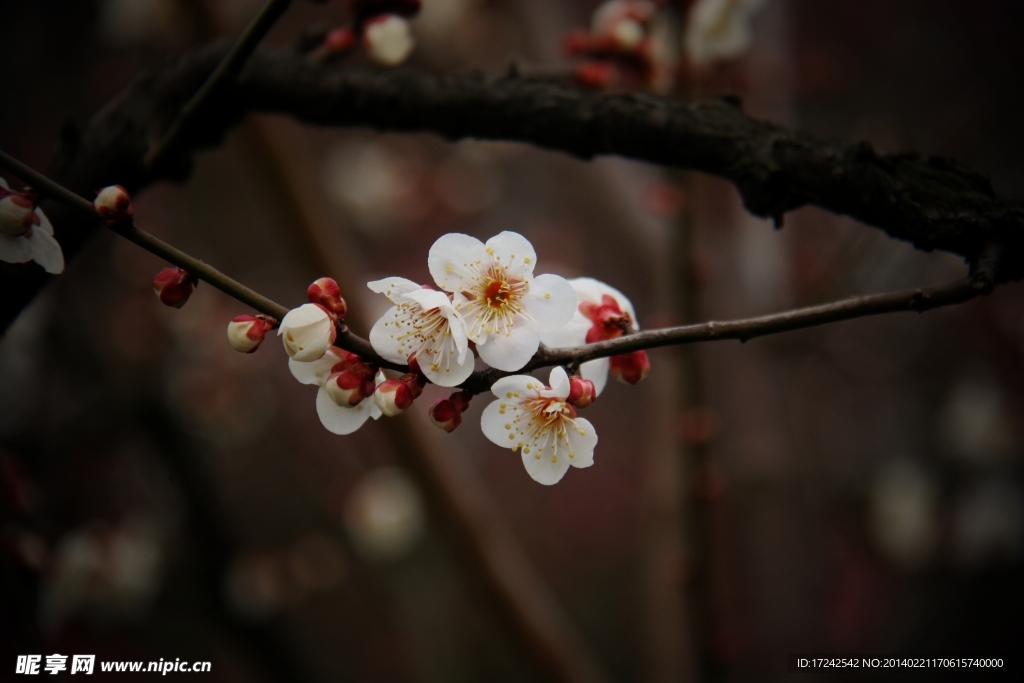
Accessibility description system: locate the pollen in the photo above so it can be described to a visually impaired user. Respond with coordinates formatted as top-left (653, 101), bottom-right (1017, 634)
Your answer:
top-left (486, 247), bottom-right (494, 255)
top-left (505, 423), bottom-right (511, 429)
top-left (509, 434), bottom-right (515, 440)
top-left (544, 293), bottom-right (551, 300)
top-left (446, 265), bottom-right (452, 272)
top-left (551, 455), bottom-right (557, 463)
top-left (523, 257), bottom-right (531, 264)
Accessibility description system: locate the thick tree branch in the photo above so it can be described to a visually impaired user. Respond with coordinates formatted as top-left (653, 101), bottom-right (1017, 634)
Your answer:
top-left (4, 41), bottom-right (1023, 332)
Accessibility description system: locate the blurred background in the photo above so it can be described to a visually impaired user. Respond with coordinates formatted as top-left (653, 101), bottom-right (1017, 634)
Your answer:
top-left (2, 1), bottom-right (1023, 681)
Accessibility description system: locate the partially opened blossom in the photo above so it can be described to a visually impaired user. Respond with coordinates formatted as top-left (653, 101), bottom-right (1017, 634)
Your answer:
top-left (93, 185), bottom-right (133, 226)
top-left (279, 303), bottom-right (336, 362)
top-left (368, 277), bottom-right (474, 386)
top-left (428, 231), bottom-right (576, 372)
top-left (685, 0), bottom-right (766, 67)
top-left (0, 178), bottom-right (64, 274)
top-left (307, 277), bottom-right (347, 318)
top-left (289, 347), bottom-right (384, 435)
top-left (481, 367), bottom-right (598, 485)
top-left (540, 277), bottom-right (648, 394)
top-left (226, 315), bottom-right (274, 353)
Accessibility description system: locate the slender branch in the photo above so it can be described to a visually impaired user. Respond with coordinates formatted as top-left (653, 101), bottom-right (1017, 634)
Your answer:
top-left (143, 0), bottom-right (293, 169)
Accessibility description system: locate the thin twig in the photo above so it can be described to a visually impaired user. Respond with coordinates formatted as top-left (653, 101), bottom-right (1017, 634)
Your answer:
top-left (143, 0), bottom-right (293, 169)
top-left (0, 149), bottom-right (993, 394)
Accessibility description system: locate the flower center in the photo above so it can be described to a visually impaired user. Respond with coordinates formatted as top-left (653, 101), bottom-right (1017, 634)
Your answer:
top-left (464, 262), bottom-right (528, 337)
top-left (387, 301), bottom-right (458, 374)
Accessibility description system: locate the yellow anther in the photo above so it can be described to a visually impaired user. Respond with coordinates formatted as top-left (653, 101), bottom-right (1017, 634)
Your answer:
top-left (524, 257), bottom-right (531, 264)
top-left (544, 293), bottom-right (551, 300)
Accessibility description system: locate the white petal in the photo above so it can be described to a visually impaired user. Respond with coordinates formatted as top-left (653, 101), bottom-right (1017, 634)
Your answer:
top-left (443, 308), bottom-right (470, 361)
top-left (399, 288), bottom-right (454, 313)
top-left (35, 209), bottom-right (54, 236)
top-left (539, 312), bottom-right (591, 349)
top-left (580, 357), bottom-right (610, 396)
top-left (485, 231), bottom-right (536, 279)
top-left (289, 348), bottom-right (342, 386)
top-left (279, 302), bottom-right (330, 329)
top-left (480, 399), bottom-right (523, 447)
top-left (316, 387), bottom-right (373, 435)
top-left (547, 367), bottom-right (571, 399)
top-left (369, 306), bottom-right (409, 364)
top-left (0, 178), bottom-right (8, 190)
top-left (0, 233), bottom-right (33, 264)
top-left (280, 304), bottom-right (333, 361)
top-left (369, 371), bottom-right (385, 420)
top-left (490, 374), bottom-right (538, 399)
top-left (477, 323), bottom-right (539, 372)
top-left (428, 233), bottom-right (487, 292)
top-left (420, 345), bottom-right (475, 387)
top-left (27, 229), bottom-right (64, 274)
top-left (566, 417), bottom-right (598, 469)
top-left (522, 274), bottom-right (577, 333)
top-left (367, 277), bottom-right (420, 302)
top-left (521, 446), bottom-right (572, 486)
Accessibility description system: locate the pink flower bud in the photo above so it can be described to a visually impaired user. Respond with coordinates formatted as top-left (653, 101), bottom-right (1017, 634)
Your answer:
top-left (0, 188), bottom-right (40, 237)
top-left (428, 397), bottom-right (462, 433)
top-left (428, 391), bottom-right (471, 432)
top-left (374, 379), bottom-right (414, 416)
top-left (93, 185), bottom-right (133, 226)
top-left (567, 376), bottom-right (597, 408)
top-left (326, 363), bottom-right (376, 407)
top-left (307, 277), bottom-right (348, 318)
top-left (609, 349), bottom-right (650, 385)
top-left (573, 60), bottom-right (618, 89)
top-left (363, 14), bottom-right (415, 66)
top-left (227, 314), bottom-right (275, 353)
top-left (153, 267), bottom-right (197, 308)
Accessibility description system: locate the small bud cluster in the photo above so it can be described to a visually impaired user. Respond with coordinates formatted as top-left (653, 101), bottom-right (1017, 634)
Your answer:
top-left (314, 0), bottom-right (421, 67)
top-left (428, 391), bottom-right (471, 433)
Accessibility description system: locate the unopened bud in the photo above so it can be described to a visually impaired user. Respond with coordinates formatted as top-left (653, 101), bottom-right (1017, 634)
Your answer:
top-left (325, 26), bottom-right (356, 53)
top-left (0, 187), bottom-right (40, 237)
top-left (307, 277), bottom-right (348, 318)
top-left (227, 314), bottom-right (274, 353)
top-left (374, 379), bottom-right (414, 416)
top-left (93, 185), bottom-right (133, 226)
top-left (326, 363), bottom-right (376, 407)
top-left (428, 391), bottom-right (471, 432)
top-left (573, 61), bottom-right (618, 89)
top-left (153, 267), bottom-right (197, 308)
top-left (609, 349), bottom-right (650, 385)
top-left (567, 376), bottom-right (597, 408)
top-left (364, 14), bottom-right (415, 66)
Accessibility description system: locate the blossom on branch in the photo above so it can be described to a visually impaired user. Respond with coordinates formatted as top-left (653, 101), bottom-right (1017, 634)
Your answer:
top-left (363, 14), bottom-right (415, 66)
top-left (152, 267), bottom-right (197, 308)
top-left (684, 0), bottom-right (766, 67)
top-left (481, 367), bottom-right (598, 485)
top-left (0, 178), bottom-right (64, 274)
top-left (289, 347), bottom-right (384, 434)
top-left (428, 231), bottom-right (576, 372)
top-left (428, 390), bottom-right (471, 432)
top-left (368, 277), bottom-right (474, 386)
top-left (314, 0), bottom-right (421, 66)
top-left (227, 314), bottom-right (275, 353)
top-left (278, 303), bottom-right (336, 362)
top-left (93, 185), bottom-right (133, 226)
top-left (307, 277), bottom-right (348, 318)
top-left (540, 277), bottom-right (649, 394)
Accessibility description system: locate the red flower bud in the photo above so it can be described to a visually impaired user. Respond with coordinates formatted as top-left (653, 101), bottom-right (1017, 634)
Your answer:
top-left (567, 376), bottom-right (597, 408)
top-left (227, 314), bottom-right (275, 353)
top-left (609, 350), bottom-right (650, 385)
top-left (307, 277), bottom-right (348, 318)
top-left (153, 267), bottom-right (197, 308)
top-left (428, 391), bottom-right (472, 433)
top-left (326, 363), bottom-right (376, 407)
top-left (573, 60), bottom-right (618, 89)
top-left (93, 185), bottom-right (133, 226)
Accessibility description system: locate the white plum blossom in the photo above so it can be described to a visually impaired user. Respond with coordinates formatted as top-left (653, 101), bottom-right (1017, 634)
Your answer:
top-left (540, 277), bottom-right (640, 396)
top-left (289, 347), bottom-right (384, 435)
top-left (591, 0), bottom-right (657, 51)
top-left (685, 0), bottom-right (766, 67)
top-left (0, 178), bottom-right (64, 274)
top-left (428, 231), bottom-right (577, 372)
top-left (368, 277), bottom-right (473, 386)
top-left (278, 303), bottom-right (336, 362)
top-left (481, 367), bottom-right (598, 485)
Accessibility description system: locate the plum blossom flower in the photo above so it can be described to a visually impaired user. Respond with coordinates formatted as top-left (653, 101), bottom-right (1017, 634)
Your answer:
top-left (428, 391), bottom-right (471, 432)
top-left (368, 277), bottom-right (474, 386)
top-left (279, 303), bottom-right (336, 362)
top-left (428, 232), bottom-right (576, 372)
top-left (0, 178), bottom-right (64, 274)
top-left (364, 14), bottom-right (415, 66)
top-left (227, 315), bottom-right (274, 353)
top-left (481, 367), bottom-right (598, 485)
top-left (685, 0), bottom-right (766, 67)
top-left (152, 267), bottom-right (197, 308)
top-left (539, 277), bottom-right (649, 394)
top-left (94, 185), bottom-right (133, 226)
top-left (289, 347), bottom-right (384, 435)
